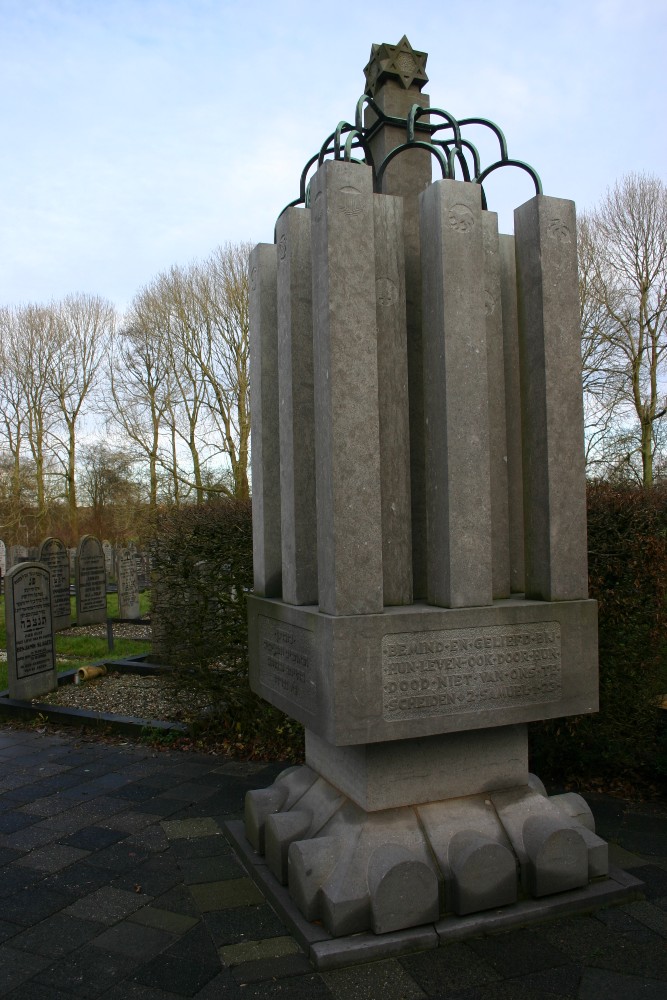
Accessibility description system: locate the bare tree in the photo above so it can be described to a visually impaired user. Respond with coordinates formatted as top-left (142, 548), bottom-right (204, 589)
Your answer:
top-left (579, 173), bottom-right (667, 485)
top-left (47, 294), bottom-right (114, 531)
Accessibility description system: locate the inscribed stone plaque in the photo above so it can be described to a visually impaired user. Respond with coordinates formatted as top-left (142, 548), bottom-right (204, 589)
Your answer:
top-left (102, 540), bottom-right (114, 579)
top-left (117, 547), bottom-right (140, 619)
top-left (258, 615), bottom-right (316, 713)
top-left (75, 535), bottom-right (107, 625)
top-left (38, 536), bottom-right (71, 631)
top-left (6, 563), bottom-right (56, 699)
top-left (382, 622), bottom-right (561, 722)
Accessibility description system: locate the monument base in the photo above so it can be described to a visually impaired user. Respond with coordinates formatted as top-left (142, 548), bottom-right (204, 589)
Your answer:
top-left (243, 757), bottom-right (614, 939)
top-left (225, 818), bottom-right (642, 970)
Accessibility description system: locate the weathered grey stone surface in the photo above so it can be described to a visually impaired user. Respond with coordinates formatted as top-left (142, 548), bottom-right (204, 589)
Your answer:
top-left (102, 540), bottom-right (114, 580)
top-left (249, 594), bottom-right (599, 745)
top-left (499, 234), bottom-right (525, 593)
top-left (365, 65), bottom-right (431, 600)
top-left (5, 562), bottom-right (57, 699)
top-left (0, 539), bottom-right (6, 577)
top-left (276, 207), bottom-right (317, 606)
top-left (311, 160), bottom-right (383, 616)
top-left (116, 546), bottom-right (140, 619)
top-left (420, 179), bottom-right (492, 608)
top-left (374, 194), bottom-right (412, 606)
top-left (483, 212), bottom-right (510, 599)
top-left (515, 195), bottom-right (588, 601)
top-left (304, 725), bottom-right (528, 810)
top-left (75, 534), bottom-right (107, 626)
top-left (249, 242), bottom-right (282, 598)
top-left (38, 536), bottom-right (71, 632)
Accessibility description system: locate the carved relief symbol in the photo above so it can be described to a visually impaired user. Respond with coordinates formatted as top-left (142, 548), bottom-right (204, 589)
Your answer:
top-left (250, 266), bottom-right (257, 291)
top-left (448, 204), bottom-right (475, 233)
top-left (278, 234), bottom-right (287, 260)
top-left (376, 277), bottom-right (398, 308)
top-left (339, 186), bottom-right (363, 216)
top-left (547, 218), bottom-right (571, 242)
top-left (484, 290), bottom-right (496, 316)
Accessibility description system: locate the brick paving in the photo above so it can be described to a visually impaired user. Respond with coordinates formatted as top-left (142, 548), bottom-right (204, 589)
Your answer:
top-left (0, 726), bottom-right (664, 998)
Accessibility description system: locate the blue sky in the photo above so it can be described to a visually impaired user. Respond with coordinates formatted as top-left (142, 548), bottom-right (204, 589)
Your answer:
top-left (1, 0), bottom-right (665, 311)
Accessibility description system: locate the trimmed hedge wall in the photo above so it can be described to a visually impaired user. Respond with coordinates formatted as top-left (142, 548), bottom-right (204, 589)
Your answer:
top-left (150, 488), bottom-right (667, 783)
top-left (529, 483), bottom-right (667, 791)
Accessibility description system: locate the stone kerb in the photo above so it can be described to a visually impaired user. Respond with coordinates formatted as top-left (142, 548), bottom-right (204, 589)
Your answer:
top-left (5, 562), bottom-right (57, 700)
top-left (38, 536), bottom-right (71, 632)
top-left (75, 534), bottom-right (107, 626)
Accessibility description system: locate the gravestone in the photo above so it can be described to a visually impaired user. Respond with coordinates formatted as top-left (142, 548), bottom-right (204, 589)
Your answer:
top-left (241, 37), bottom-right (618, 946)
top-left (38, 537), bottom-right (71, 631)
top-left (102, 540), bottom-right (114, 581)
top-left (7, 545), bottom-right (29, 570)
top-left (0, 539), bottom-right (6, 578)
top-left (68, 548), bottom-right (76, 579)
top-left (5, 563), bottom-right (56, 699)
top-left (75, 535), bottom-right (107, 626)
top-left (116, 547), bottom-right (140, 619)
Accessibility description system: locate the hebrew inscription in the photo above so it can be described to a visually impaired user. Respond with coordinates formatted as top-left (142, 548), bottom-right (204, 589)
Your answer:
top-left (258, 616), bottom-right (316, 713)
top-left (382, 622), bottom-right (561, 721)
top-left (10, 567), bottom-right (54, 680)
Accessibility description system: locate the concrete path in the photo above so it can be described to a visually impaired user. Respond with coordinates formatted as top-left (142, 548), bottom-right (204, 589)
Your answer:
top-left (0, 725), bottom-right (665, 998)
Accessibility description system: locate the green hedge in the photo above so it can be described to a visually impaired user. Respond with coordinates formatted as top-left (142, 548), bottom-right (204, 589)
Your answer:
top-left (529, 483), bottom-right (667, 791)
top-left (149, 499), bottom-right (303, 757)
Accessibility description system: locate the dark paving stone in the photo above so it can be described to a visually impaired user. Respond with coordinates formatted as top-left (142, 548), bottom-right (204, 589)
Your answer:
top-left (0, 918), bottom-right (22, 945)
top-left (400, 941), bottom-right (502, 994)
top-left (150, 885), bottom-right (201, 918)
top-left (5, 980), bottom-right (74, 999)
top-left (0, 887), bottom-right (73, 926)
top-left (0, 864), bottom-right (46, 897)
top-left (131, 922), bottom-right (222, 997)
top-left (63, 886), bottom-right (152, 924)
top-left (628, 865), bottom-right (667, 901)
top-left (18, 795), bottom-right (72, 819)
top-left (191, 968), bottom-right (243, 998)
top-left (231, 953), bottom-right (317, 985)
top-left (0, 812), bottom-right (40, 834)
top-left (0, 822), bottom-right (58, 852)
top-left (58, 826), bottom-right (125, 852)
top-left (82, 840), bottom-right (151, 873)
top-left (33, 945), bottom-right (140, 997)
top-left (541, 913), bottom-right (667, 980)
top-left (0, 943), bottom-right (52, 993)
top-left (112, 857), bottom-right (183, 898)
top-left (38, 796), bottom-right (129, 833)
top-left (102, 982), bottom-right (185, 1000)
top-left (159, 783), bottom-right (220, 803)
top-left (467, 927), bottom-right (569, 977)
top-left (577, 966), bottom-right (667, 999)
top-left (9, 912), bottom-right (105, 958)
top-left (170, 835), bottom-right (232, 861)
top-left (594, 904), bottom-right (663, 942)
top-left (0, 846), bottom-right (26, 867)
top-left (40, 862), bottom-right (115, 898)
top-left (180, 854), bottom-right (245, 885)
top-left (619, 814), bottom-right (667, 856)
top-left (203, 904), bottom-right (287, 947)
top-left (134, 798), bottom-right (186, 818)
top-left (112, 783), bottom-right (166, 802)
top-left (91, 919), bottom-right (176, 959)
top-left (508, 963), bottom-right (584, 998)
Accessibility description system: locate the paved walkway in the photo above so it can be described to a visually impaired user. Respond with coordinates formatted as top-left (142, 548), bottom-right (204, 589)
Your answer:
top-left (0, 726), bottom-right (665, 999)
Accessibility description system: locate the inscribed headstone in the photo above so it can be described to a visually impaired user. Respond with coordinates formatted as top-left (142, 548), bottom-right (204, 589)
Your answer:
top-left (5, 563), bottom-right (57, 700)
top-left (38, 537), bottom-right (71, 632)
top-left (102, 540), bottom-right (114, 580)
top-left (116, 547), bottom-right (141, 619)
top-left (75, 535), bottom-right (107, 626)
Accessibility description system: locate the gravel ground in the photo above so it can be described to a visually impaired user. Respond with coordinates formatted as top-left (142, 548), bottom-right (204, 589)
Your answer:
top-left (36, 670), bottom-right (213, 723)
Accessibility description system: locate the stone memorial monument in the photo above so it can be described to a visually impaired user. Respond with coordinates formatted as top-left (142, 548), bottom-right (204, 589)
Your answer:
top-left (102, 540), bottom-right (114, 581)
top-left (116, 547), bottom-right (141, 619)
top-left (0, 539), bottom-right (6, 579)
top-left (38, 536), bottom-right (72, 632)
top-left (238, 37), bottom-right (632, 954)
top-left (75, 534), bottom-right (107, 626)
top-left (5, 562), bottom-right (56, 700)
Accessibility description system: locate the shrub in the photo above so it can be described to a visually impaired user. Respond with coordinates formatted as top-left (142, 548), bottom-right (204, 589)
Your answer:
top-left (529, 483), bottom-right (667, 792)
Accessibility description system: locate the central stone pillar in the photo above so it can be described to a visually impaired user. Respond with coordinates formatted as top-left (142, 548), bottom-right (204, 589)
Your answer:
top-left (242, 36), bottom-right (610, 943)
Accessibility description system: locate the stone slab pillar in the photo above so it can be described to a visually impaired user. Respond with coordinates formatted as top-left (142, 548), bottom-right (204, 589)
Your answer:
top-left (276, 207), bottom-right (318, 606)
top-left (311, 160), bottom-right (384, 616)
top-left (249, 243), bottom-right (282, 599)
top-left (515, 196), bottom-right (588, 601)
top-left (420, 178), bottom-right (492, 608)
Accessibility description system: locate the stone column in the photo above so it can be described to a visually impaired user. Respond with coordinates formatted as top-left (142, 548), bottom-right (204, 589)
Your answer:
top-left (249, 243), bottom-right (282, 599)
top-left (499, 234), bottom-right (526, 593)
top-left (276, 208), bottom-right (318, 606)
top-left (311, 160), bottom-right (383, 616)
top-left (374, 194), bottom-right (412, 606)
top-left (420, 178), bottom-right (493, 608)
top-left (515, 196), bottom-right (588, 601)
